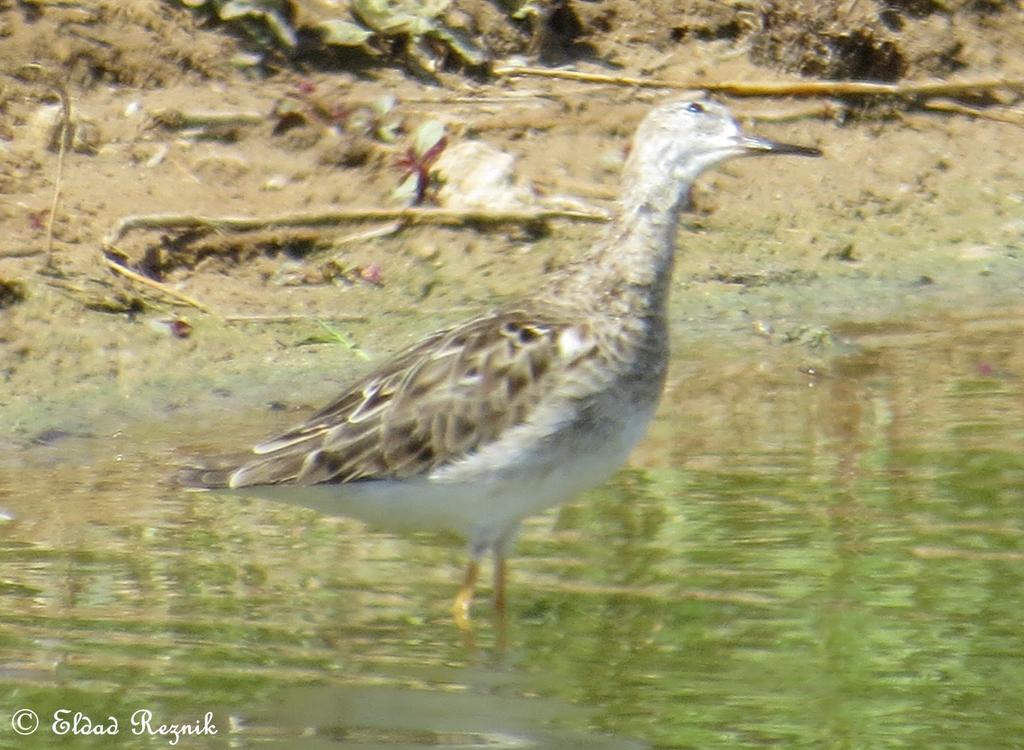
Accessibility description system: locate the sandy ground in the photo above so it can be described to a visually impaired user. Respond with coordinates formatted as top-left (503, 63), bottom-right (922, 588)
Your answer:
top-left (2, 1), bottom-right (1024, 443)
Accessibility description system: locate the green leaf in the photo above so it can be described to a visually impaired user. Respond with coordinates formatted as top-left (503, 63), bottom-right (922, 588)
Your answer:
top-left (376, 120), bottom-right (400, 143)
top-left (317, 19), bottom-right (374, 47)
top-left (371, 94), bottom-right (397, 118)
top-left (263, 10), bottom-right (298, 47)
top-left (315, 322), bottom-right (370, 360)
top-left (413, 120), bottom-right (445, 158)
top-left (511, 1), bottom-right (542, 21)
top-left (217, 0), bottom-right (252, 19)
top-left (351, 0), bottom-right (446, 36)
top-left (218, 1), bottom-right (297, 47)
top-left (391, 173), bottom-right (419, 205)
top-left (428, 25), bottom-right (487, 67)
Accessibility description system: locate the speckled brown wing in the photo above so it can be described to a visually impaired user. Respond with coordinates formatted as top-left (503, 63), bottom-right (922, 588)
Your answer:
top-left (217, 308), bottom-right (601, 488)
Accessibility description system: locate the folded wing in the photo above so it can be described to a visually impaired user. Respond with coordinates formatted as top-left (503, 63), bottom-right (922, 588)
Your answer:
top-left (213, 308), bottom-right (600, 488)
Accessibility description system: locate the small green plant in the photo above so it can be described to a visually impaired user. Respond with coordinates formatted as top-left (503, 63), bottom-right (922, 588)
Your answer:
top-left (306, 320), bottom-right (371, 360)
top-left (392, 120), bottom-right (447, 206)
top-left (179, 0), bottom-right (487, 73)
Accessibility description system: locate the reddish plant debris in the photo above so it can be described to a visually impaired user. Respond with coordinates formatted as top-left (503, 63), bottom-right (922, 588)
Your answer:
top-left (359, 263), bottom-right (383, 286)
top-left (27, 208), bottom-right (50, 232)
top-left (395, 136), bottom-right (447, 205)
top-left (167, 319), bottom-right (193, 339)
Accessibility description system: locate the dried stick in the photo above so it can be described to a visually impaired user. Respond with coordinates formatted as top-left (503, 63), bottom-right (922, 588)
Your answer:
top-left (45, 82), bottom-right (71, 268)
top-left (744, 101), bottom-right (842, 122)
top-left (150, 109), bottom-right (265, 130)
top-left (103, 256), bottom-right (217, 316)
top-left (104, 206), bottom-right (609, 245)
top-left (493, 66), bottom-right (1024, 98)
top-left (923, 98), bottom-right (1024, 126)
top-left (224, 313), bottom-right (370, 324)
top-left (330, 221), bottom-right (403, 250)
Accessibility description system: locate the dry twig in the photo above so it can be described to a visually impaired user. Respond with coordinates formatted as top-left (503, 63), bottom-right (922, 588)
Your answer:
top-left (330, 221), bottom-right (404, 251)
top-left (150, 108), bottom-right (265, 130)
top-left (45, 81), bottom-right (71, 268)
top-left (744, 101), bottom-right (843, 122)
top-left (104, 206), bottom-right (609, 245)
top-left (493, 66), bottom-right (1024, 99)
top-left (102, 256), bottom-right (217, 316)
top-left (224, 312), bottom-right (370, 324)
top-left (923, 98), bottom-right (1024, 126)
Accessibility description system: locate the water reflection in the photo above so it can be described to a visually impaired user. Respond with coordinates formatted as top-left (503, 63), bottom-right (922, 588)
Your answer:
top-left (1, 312), bottom-right (1022, 748)
top-left (245, 677), bottom-right (646, 749)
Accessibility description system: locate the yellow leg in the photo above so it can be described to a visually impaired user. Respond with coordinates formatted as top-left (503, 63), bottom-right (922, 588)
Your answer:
top-left (493, 556), bottom-right (508, 613)
top-left (451, 560), bottom-right (479, 631)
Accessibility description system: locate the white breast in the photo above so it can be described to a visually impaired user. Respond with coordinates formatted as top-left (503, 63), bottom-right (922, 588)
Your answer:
top-left (236, 390), bottom-right (659, 553)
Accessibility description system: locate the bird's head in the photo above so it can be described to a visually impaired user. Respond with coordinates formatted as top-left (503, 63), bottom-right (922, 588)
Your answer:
top-left (624, 98), bottom-right (822, 208)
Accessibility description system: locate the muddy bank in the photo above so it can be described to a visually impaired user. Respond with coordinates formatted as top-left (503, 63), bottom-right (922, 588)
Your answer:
top-left (1, 1), bottom-right (1023, 441)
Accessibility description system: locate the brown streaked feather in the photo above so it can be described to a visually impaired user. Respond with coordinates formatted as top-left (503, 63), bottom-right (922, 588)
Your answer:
top-left (212, 307), bottom-right (603, 489)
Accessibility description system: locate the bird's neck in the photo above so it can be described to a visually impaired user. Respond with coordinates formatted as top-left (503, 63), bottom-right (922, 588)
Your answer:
top-left (555, 165), bottom-right (690, 318)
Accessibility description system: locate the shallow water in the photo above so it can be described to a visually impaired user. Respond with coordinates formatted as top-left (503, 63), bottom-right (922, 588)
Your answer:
top-left (2, 309), bottom-right (1023, 749)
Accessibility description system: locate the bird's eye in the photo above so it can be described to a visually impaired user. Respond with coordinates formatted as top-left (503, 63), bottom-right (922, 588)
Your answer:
top-left (686, 101), bottom-right (705, 114)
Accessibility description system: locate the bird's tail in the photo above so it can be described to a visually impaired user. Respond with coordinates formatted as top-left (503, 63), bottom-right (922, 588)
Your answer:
top-left (172, 466), bottom-right (233, 489)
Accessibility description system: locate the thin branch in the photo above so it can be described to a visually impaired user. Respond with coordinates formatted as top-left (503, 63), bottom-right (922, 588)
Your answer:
top-left (493, 66), bottom-right (1024, 99)
top-left (923, 98), bottom-right (1024, 126)
top-left (744, 101), bottom-right (843, 122)
top-left (45, 82), bottom-right (71, 268)
top-left (104, 206), bottom-right (610, 245)
top-left (103, 256), bottom-right (217, 316)
top-left (150, 108), bottom-right (265, 130)
top-left (330, 221), bottom-right (403, 250)
top-left (224, 313), bottom-right (371, 324)
top-left (0, 248), bottom-right (44, 259)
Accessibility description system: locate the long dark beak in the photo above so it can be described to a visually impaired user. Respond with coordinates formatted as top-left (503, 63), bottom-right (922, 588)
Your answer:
top-left (740, 135), bottom-right (822, 158)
